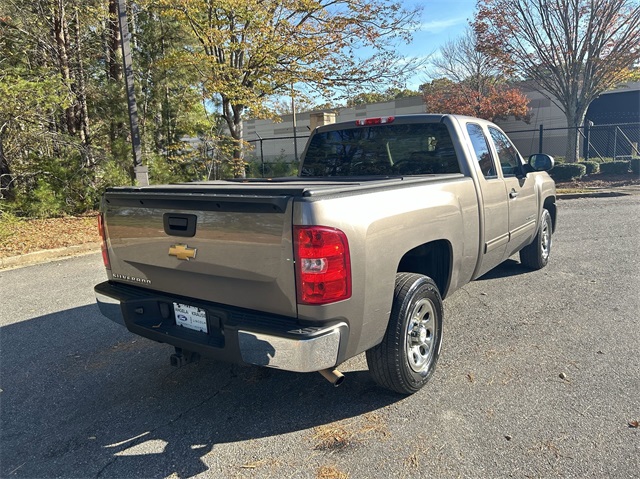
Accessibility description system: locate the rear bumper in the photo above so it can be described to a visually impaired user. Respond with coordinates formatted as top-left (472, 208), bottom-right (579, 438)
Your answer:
top-left (94, 281), bottom-right (348, 373)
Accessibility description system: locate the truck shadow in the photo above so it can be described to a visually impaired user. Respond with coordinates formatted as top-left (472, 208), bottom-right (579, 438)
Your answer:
top-left (0, 304), bottom-right (402, 478)
top-left (476, 258), bottom-right (532, 281)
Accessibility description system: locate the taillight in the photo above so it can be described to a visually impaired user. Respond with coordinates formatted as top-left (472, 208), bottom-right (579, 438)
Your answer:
top-left (355, 116), bottom-right (395, 126)
top-left (98, 214), bottom-right (111, 270)
top-left (294, 226), bottom-right (351, 305)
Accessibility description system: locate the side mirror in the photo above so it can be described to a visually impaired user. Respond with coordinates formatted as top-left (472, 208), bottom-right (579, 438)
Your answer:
top-left (528, 154), bottom-right (554, 172)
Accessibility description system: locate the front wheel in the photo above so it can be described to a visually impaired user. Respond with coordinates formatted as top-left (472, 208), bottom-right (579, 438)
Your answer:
top-left (366, 273), bottom-right (443, 395)
top-left (519, 208), bottom-right (553, 270)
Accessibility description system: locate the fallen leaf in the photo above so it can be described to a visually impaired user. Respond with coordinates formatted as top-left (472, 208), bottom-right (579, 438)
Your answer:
top-left (0, 215), bottom-right (99, 259)
top-left (317, 465), bottom-right (348, 479)
top-left (240, 458), bottom-right (272, 469)
top-left (629, 420), bottom-right (639, 428)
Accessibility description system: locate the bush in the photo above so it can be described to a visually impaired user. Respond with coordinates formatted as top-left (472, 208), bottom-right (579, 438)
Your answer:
top-left (588, 157), bottom-right (615, 164)
top-left (0, 210), bottom-right (20, 243)
top-left (599, 161), bottom-right (630, 175)
top-left (578, 161), bottom-right (600, 175)
top-left (630, 158), bottom-right (640, 176)
top-left (246, 158), bottom-right (298, 178)
top-left (550, 163), bottom-right (587, 182)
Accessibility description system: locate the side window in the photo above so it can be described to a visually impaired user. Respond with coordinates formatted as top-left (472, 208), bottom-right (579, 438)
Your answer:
top-left (466, 123), bottom-right (496, 178)
top-left (488, 127), bottom-right (522, 176)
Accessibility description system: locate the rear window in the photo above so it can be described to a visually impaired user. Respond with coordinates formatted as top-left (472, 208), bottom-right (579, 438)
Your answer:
top-left (300, 123), bottom-right (460, 177)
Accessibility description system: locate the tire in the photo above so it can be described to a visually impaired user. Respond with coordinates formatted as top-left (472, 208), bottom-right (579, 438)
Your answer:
top-left (366, 273), bottom-right (443, 395)
top-left (519, 208), bottom-right (553, 270)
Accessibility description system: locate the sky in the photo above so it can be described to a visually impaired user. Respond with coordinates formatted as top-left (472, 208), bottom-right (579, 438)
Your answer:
top-left (277, 0), bottom-right (479, 107)
top-left (390, 0), bottom-right (478, 90)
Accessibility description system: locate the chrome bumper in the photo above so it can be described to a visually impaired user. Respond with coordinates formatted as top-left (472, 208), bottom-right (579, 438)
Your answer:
top-left (238, 327), bottom-right (344, 373)
top-left (95, 285), bottom-right (345, 373)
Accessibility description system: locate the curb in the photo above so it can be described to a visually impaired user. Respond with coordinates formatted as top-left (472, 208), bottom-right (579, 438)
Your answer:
top-left (0, 242), bottom-right (101, 271)
top-left (557, 191), bottom-right (631, 200)
top-left (556, 184), bottom-right (640, 200)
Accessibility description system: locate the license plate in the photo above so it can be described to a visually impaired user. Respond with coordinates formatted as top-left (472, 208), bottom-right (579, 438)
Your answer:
top-left (173, 303), bottom-right (208, 333)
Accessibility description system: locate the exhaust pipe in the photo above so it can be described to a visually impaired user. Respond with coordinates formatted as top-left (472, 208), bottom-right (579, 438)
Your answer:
top-left (318, 368), bottom-right (345, 387)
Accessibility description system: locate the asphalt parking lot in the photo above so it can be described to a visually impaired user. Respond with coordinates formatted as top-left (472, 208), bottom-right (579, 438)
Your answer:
top-left (1, 195), bottom-right (638, 478)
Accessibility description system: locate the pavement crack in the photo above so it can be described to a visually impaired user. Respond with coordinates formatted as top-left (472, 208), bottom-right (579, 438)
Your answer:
top-left (95, 456), bottom-right (118, 478)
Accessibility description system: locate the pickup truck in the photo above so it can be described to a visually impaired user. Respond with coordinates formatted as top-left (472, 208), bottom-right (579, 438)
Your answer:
top-left (95, 114), bottom-right (556, 395)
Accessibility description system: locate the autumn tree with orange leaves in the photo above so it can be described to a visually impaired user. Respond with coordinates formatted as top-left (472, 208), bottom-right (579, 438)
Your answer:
top-left (422, 78), bottom-right (531, 122)
top-left (474, 0), bottom-right (640, 162)
top-left (421, 28), bottom-right (531, 123)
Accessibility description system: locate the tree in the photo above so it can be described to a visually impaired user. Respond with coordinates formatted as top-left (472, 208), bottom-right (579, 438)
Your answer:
top-left (154, 0), bottom-right (422, 176)
top-left (421, 28), bottom-right (531, 122)
top-left (474, 0), bottom-right (640, 162)
top-left (1, 2), bottom-right (75, 206)
top-left (346, 87), bottom-right (420, 107)
top-left (429, 27), bottom-right (505, 94)
top-left (266, 95), bottom-right (319, 116)
top-left (134, 9), bottom-right (209, 162)
top-left (421, 78), bottom-right (531, 122)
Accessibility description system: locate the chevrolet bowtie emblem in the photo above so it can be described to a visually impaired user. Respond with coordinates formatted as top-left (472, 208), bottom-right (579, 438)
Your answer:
top-left (169, 244), bottom-right (197, 261)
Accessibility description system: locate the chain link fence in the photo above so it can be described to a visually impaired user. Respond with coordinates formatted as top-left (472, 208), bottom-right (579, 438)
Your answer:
top-left (245, 135), bottom-right (309, 177)
top-left (241, 122), bottom-right (639, 178)
top-left (505, 123), bottom-right (640, 160)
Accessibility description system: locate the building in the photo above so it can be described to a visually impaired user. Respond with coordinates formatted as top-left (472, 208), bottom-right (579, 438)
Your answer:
top-left (496, 81), bottom-right (640, 158)
top-left (244, 82), bottom-right (640, 162)
top-left (244, 96), bottom-right (425, 163)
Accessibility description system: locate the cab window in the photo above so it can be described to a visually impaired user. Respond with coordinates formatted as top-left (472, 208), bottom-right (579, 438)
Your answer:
top-left (488, 127), bottom-right (522, 176)
top-left (466, 123), bottom-right (497, 178)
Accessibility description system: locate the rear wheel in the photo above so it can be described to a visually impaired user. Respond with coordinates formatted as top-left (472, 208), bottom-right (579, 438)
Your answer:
top-left (366, 273), bottom-right (443, 395)
top-left (520, 208), bottom-right (552, 270)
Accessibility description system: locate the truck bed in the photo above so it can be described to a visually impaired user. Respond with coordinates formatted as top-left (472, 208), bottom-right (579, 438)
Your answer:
top-left (101, 174), bottom-right (465, 318)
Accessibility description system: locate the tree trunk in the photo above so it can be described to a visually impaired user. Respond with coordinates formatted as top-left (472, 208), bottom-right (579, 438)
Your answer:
top-left (564, 107), bottom-right (588, 163)
top-left (0, 129), bottom-right (13, 200)
top-left (154, 102), bottom-right (164, 152)
top-left (73, 7), bottom-right (92, 166)
top-left (222, 98), bottom-right (245, 178)
top-left (230, 122), bottom-right (245, 178)
top-left (107, 0), bottom-right (122, 82)
top-left (54, 0), bottom-right (75, 135)
top-left (107, 0), bottom-right (124, 146)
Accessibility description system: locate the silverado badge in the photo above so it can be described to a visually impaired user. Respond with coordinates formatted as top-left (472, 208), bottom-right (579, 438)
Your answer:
top-left (169, 244), bottom-right (197, 261)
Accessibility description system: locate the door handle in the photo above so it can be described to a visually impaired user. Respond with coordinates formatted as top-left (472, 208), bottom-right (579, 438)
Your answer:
top-left (509, 189), bottom-right (519, 199)
top-left (163, 213), bottom-right (197, 237)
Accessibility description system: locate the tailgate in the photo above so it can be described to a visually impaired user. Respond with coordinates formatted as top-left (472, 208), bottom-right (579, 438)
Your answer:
top-left (102, 191), bottom-right (297, 317)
